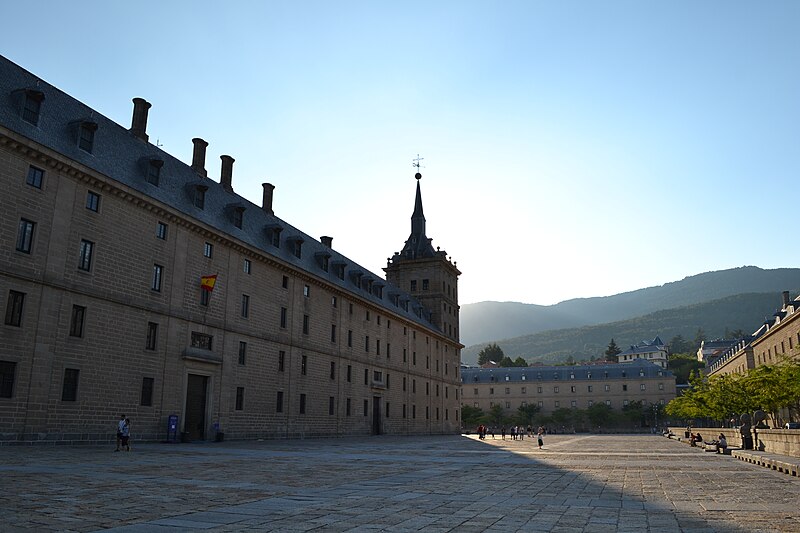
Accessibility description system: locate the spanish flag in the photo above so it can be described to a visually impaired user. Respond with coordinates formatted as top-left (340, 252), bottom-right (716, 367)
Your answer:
top-left (200, 274), bottom-right (218, 292)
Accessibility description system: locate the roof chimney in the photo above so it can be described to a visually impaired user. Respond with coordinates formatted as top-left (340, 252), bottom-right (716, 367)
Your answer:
top-left (191, 138), bottom-right (208, 177)
top-left (321, 236), bottom-right (333, 248)
top-left (783, 291), bottom-right (791, 307)
top-left (129, 98), bottom-right (151, 142)
top-left (220, 155), bottom-right (234, 192)
top-left (262, 183), bottom-right (275, 214)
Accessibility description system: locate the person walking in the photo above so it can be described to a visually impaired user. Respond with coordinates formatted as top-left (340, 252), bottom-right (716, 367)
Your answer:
top-left (537, 427), bottom-right (544, 449)
top-left (114, 414), bottom-right (126, 452)
top-left (121, 418), bottom-right (131, 451)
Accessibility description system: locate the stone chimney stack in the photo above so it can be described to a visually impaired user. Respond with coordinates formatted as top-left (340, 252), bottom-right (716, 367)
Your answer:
top-left (262, 183), bottom-right (275, 214)
top-left (321, 236), bottom-right (333, 248)
top-left (783, 291), bottom-right (791, 307)
top-left (129, 97), bottom-right (151, 142)
top-left (220, 155), bottom-right (234, 192)
top-left (191, 138), bottom-right (208, 177)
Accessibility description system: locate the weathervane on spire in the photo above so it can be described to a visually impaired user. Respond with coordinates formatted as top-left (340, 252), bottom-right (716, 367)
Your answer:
top-left (412, 154), bottom-right (424, 180)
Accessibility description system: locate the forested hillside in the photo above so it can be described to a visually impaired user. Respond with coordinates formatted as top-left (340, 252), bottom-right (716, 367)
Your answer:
top-left (461, 291), bottom-right (789, 365)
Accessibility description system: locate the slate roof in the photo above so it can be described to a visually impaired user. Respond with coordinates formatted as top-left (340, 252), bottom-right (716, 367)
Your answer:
top-left (0, 54), bottom-right (440, 332)
top-left (619, 336), bottom-right (668, 356)
top-left (461, 359), bottom-right (673, 384)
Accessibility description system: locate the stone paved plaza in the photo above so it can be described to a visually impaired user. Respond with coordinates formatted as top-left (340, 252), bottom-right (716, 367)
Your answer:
top-left (1, 434), bottom-right (799, 532)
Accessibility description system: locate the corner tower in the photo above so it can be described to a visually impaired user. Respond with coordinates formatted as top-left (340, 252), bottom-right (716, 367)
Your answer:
top-left (385, 171), bottom-right (461, 342)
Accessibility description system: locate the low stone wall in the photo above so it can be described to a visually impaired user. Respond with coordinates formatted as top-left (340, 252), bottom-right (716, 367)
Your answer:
top-left (669, 427), bottom-right (800, 458)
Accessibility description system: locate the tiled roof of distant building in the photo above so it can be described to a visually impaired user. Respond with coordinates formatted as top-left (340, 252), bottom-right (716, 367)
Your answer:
top-left (461, 359), bottom-right (672, 384)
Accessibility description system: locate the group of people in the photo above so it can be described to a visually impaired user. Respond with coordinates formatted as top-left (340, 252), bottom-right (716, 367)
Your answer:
top-left (475, 424), bottom-right (546, 449)
top-left (115, 414), bottom-right (132, 452)
top-left (689, 430), bottom-right (728, 452)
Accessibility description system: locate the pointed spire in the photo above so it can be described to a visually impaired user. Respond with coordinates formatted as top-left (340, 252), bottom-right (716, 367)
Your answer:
top-left (399, 169), bottom-right (435, 259)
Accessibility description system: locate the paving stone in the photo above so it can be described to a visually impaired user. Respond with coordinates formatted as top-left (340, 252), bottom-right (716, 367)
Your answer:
top-left (2, 435), bottom-right (800, 531)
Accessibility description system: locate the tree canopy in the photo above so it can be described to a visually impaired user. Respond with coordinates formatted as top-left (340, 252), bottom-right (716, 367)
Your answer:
top-left (477, 343), bottom-right (504, 365)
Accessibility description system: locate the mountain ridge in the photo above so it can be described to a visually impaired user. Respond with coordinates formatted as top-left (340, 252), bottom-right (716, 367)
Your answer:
top-left (459, 266), bottom-right (800, 347)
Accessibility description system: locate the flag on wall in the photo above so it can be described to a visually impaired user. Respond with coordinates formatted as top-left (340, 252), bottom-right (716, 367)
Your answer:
top-left (200, 274), bottom-right (218, 292)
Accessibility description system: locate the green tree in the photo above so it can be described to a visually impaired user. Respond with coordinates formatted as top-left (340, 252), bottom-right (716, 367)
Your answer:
top-left (477, 343), bottom-right (504, 365)
top-left (498, 356), bottom-right (515, 367)
top-left (460, 405), bottom-right (484, 429)
top-left (487, 404), bottom-right (506, 426)
top-left (669, 335), bottom-right (690, 354)
top-left (667, 353), bottom-right (705, 385)
top-left (692, 328), bottom-right (706, 352)
top-left (605, 338), bottom-right (622, 362)
top-left (513, 356), bottom-right (529, 367)
top-left (516, 404), bottom-right (541, 426)
top-left (586, 403), bottom-right (614, 429)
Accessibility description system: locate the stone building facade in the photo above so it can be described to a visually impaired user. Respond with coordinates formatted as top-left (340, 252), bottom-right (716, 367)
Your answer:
top-left (707, 291), bottom-right (800, 377)
top-left (0, 55), bottom-right (462, 443)
top-left (461, 360), bottom-right (676, 416)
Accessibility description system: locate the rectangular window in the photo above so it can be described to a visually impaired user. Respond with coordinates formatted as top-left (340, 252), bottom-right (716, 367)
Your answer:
top-left (200, 290), bottom-right (209, 306)
top-left (238, 341), bottom-right (247, 365)
top-left (303, 285), bottom-right (310, 297)
top-left (623, 384), bottom-right (628, 392)
top-left (422, 279), bottom-right (429, 290)
top-left (403, 404), bottom-right (407, 418)
top-left (280, 307), bottom-right (287, 328)
top-left (276, 391), bottom-right (284, 413)
top-left (332, 296), bottom-right (337, 308)
top-left (0, 361), bottom-right (17, 398)
top-left (146, 160), bottom-right (161, 186)
top-left (282, 275), bottom-right (289, 289)
top-left (554, 386), bottom-right (559, 393)
top-left (86, 191), bottom-right (100, 212)
top-left (293, 240), bottom-right (302, 259)
top-left (364, 399), bottom-right (369, 416)
top-left (330, 361), bottom-right (336, 380)
top-left (604, 384), bottom-right (610, 392)
top-left (69, 305), bottom-right (85, 338)
top-left (243, 258), bottom-right (251, 274)
top-left (78, 240), bottom-right (94, 271)
top-left (302, 314), bottom-right (309, 335)
top-left (348, 330), bottom-right (353, 347)
top-left (301, 355), bottom-right (307, 375)
top-left (299, 393), bottom-right (306, 414)
top-left (329, 396), bottom-right (335, 415)
top-left (16, 219), bottom-right (35, 253)
top-left (193, 187), bottom-right (206, 209)
top-left (278, 351), bottom-right (285, 372)
top-left (22, 92), bottom-right (42, 125)
top-left (190, 331), bottom-right (213, 350)
top-left (233, 209), bottom-right (243, 229)
top-left (156, 222), bottom-right (168, 240)
top-left (78, 123), bottom-right (95, 153)
top-left (386, 343), bottom-right (390, 359)
top-left (365, 335), bottom-right (369, 352)
top-left (236, 387), bottom-right (244, 410)
top-left (241, 294), bottom-right (249, 318)
top-left (376, 340), bottom-right (381, 356)
top-left (152, 264), bottom-right (163, 292)
top-left (26, 165), bottom-right (44, 188)
top-left (386, 402), bottom-right (390, 418)
top-left (347, 365), bottom-right (352, 382)
top-left (204, 242), bottom-right (213, 258)
top-left (331, 324), bottom-right (337, 343)
top-left (404, 377), bottom-right (407, 391)
top-left (410, 280), bottom-right (417, 291)
top-left (346, 398), bottom-right (351, 416)
top-left (145, 322), bottom-right (158, 350)
top-left (140, 377), bottom-right (154, 406)
top-left (658, 383), bottom-right (664, 391)
top-left (365, 369), bottom-right (369, 385)
top-left (640, 384), bottom-right (646, 391)
top-left (62, 368), bottom-right (79, 401)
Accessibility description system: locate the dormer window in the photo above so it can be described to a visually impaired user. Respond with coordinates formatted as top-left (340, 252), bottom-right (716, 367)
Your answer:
top-left (315, 252), bottom-right (331, 272)
top-left (288, 237), bottom-right (304, 259)
top-left (22, 90), bottom-right (44, 126)
top-left (78, 121), bottom-right (97, 153)
top-left (351, 271), bottom-right (363, 287)
top-left (193, 185), bottom-right (207, 209)
top-left (147, 159), bottom-right (163, 186)
top-left (265, 225), bottom-right (282, 247)
top-left (232, 206), bottom-right (245, 229)
top-left (331, 261), bottom-right (346, 280)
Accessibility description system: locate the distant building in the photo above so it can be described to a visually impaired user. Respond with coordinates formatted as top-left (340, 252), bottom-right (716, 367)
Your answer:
top-left (461, 360), bottom-right (676, 417)
top-left (707, 291), bottom-right (800, 377)
top-left (696, 339), bottom-right (737, 363)
top-left (618, 336), bottom-right (668, 368)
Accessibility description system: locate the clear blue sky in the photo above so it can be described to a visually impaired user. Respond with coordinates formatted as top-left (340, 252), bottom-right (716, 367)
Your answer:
top-left (3, 1), bottom-right (798, 305)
